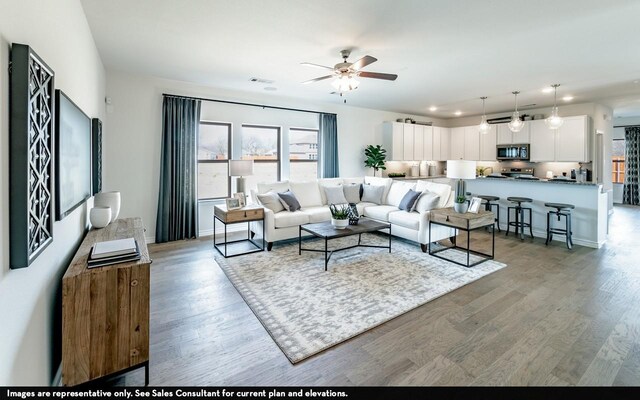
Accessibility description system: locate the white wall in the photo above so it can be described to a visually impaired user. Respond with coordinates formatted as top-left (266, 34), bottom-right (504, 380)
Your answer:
top-left (105, 70), bottom-right (446, 241)
top-left (0, 0), bottom-right (105, 385)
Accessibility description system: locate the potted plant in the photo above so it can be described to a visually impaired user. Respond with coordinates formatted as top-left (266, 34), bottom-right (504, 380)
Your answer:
top-left (454, 195), bottom-right (468, 213)
top-left (364, 145), bottom-right (387, 177)
top-left (329, 204), bottom-right (350, 229)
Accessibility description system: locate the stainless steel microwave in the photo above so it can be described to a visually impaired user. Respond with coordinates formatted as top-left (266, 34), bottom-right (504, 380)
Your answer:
top-left (497, 144), bottom-right (529, 161)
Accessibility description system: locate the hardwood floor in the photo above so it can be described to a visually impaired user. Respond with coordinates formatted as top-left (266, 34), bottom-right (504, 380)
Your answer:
top-left (118, 205), bottom-right (640, 386)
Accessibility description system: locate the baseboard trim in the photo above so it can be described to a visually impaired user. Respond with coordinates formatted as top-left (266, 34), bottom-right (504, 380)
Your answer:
top-left (495, 223), bottom-right (600, 249)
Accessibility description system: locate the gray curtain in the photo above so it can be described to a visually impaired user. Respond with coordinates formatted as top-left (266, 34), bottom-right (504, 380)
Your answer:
top-left (319, 113), bottom-right (339, 178)
top-left (623, 126), bottom-right (640, 205)
top-left (156, 96), bottom-right (201, 242)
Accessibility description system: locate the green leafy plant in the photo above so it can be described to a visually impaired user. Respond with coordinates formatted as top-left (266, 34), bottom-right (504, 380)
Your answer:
top-left (455, 195), bottom-right (467, 204)
top-left (329, 204), bottom-right (349, 220)
top-left (364, 145), bottom-right (387, 176)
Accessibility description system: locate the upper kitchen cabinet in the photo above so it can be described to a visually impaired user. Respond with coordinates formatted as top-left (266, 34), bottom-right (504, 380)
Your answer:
top-left (479, 124), bottom-right (497, 161)
top-left (403, 123), bottom-right (415, 160)
top-left (432, 126), bottom-right (450, 161)
top-left (413, 124), bottom-right (425, 161)
top-left (450, 127), bottom-right (465, 160)
top-left (530, 120), bottom-right (555, 161)
top-left (422, 125), bottom-right (433, 161)
top-left (382, 122), bottom-right (405, 160)
top-left (496, 122), bottom-right (530, 144)
top-left (464, 126), bottom-right (480, 161)
top-left (383, 122), bottom-right (443, 161)
top-left (529, 115), bottom-right (591, 162)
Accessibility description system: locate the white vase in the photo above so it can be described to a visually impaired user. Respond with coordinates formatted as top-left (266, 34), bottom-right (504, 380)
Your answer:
top-left (454, 202), bottom-right (468, 213)
top-left (90, 207), bottom-right (112, 228)
top-left (94, 191), bottom-right (121, 222)
top-left (331, 218), bottom-right (349, 230)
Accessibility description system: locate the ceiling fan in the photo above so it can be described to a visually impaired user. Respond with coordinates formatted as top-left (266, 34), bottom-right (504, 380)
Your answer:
top-left (301, 50), bottom-right (398, 93)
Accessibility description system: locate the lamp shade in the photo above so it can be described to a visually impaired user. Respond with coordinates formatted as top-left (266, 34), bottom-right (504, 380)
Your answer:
top-left (229, 160), bottom-right (254, 176)
top-left (447, 160), bottom-right (476, 180)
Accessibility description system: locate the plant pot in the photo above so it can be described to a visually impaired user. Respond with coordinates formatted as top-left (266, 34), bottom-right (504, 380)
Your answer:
top-left (90, 206), bottom-right (112, 228)
top-left (453, 202), bottom-right (468, 213)
top-left (331, 218), bottom-right (349, 230)
top-left (94, 191), bottom-right (121, 222)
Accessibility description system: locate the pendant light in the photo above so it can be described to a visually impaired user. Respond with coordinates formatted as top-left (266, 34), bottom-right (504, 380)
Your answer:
top-left (545, 84), bottom-right (564, 130)
top-left (478, 96), bottom-right (491, 134)
top-left (508, 91), bottom-right (525, 133)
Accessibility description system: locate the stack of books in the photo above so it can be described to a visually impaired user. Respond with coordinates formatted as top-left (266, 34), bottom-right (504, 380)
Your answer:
top-left (88, 237), bottom-right (141, 268)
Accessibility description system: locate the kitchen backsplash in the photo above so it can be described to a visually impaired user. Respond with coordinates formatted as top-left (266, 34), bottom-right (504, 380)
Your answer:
top-left (477, 160), bottom-right (593, 179)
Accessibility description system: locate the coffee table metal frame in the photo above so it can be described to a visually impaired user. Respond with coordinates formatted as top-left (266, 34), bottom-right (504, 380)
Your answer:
top-left (299, 218), bottom-right (391, 271)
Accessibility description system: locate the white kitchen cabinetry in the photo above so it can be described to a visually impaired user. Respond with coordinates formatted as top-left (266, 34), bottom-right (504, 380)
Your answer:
top-left (529, 116), bottom-right (591, 162)
top-left (450, 127), bottom-right (465, 160)
top-left (464, 126), bottom-right (480, 161)
top-left (496, 122), bottom-right (530, 144)
top-left (422, 125), bottom-right (433, 161)
top-left (413, 125), bottom-right (424, 161)
top-left (403, 123), bottom-right (414, 160)
top-left (479, 124), bottom-right (497, 161)
top-left (383, 122), bottom-right (446, 161)
top-left (382, 122), bottom-right (404, 161)
top-left (433, 127), bottom-right (450, 161)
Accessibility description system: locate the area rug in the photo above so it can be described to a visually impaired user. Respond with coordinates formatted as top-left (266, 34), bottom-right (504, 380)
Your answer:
top-left (214, 234), bottom-right (506, 363)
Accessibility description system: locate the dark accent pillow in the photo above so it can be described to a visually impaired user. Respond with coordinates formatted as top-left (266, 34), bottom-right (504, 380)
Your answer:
top-left (398, 189), bottom-right (422, 212)
top-left (343, 184), bottom-right (361, 204)
top-left (278, 190), bottom-right (301, 212)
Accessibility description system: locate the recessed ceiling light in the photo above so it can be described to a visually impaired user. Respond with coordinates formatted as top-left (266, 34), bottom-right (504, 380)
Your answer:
top-left (542, 87), bottom-right (554, 93)
top-left (454, 111), bottom-right (462, 116)
top-left (562, 95), bottom-right (574, 101)
top-left (429, 106), bottom-right (438, 112)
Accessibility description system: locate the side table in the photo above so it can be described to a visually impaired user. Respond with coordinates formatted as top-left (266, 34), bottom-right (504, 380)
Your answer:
top-left (428, 207), bottom-right (495, 268)
top-left (214, 204), bottom-right (265, 257)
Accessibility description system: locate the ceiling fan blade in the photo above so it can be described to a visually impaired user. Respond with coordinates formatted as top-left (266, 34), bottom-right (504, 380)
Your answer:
top-left (350, 55), bottom-right (377, 71)
top-left (358, 71), bottom-right (398, 81)
top-left (300, 62), bottom-right (335, 71)
top-left (301, 75), bottom-right (334, 84)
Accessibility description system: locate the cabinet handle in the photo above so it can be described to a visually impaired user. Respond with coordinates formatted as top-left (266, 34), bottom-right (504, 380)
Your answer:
top-left (131, 279), bottom-right (138, 287)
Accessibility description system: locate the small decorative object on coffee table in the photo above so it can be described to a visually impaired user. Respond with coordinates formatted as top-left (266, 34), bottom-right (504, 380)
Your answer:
top-left (454, 195), bottom-right (469, 213)
top-left (225, 197), bottom-right (242, 210)
top-left (468, 197), bottom-right (482, 214)
top-left (347, 203), bottom-right (360, 225)
top-left (214, 204), bottom-right (264, 257)
top-left (329, 204), bottom-right (349, 229)
top-left (428, 207), bottom-right (495, 268)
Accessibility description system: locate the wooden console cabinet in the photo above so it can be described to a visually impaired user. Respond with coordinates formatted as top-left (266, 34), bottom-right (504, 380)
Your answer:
top-left (62, 217), bottom-right (151, 386)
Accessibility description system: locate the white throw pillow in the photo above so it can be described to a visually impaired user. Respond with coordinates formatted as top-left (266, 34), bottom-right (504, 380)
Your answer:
top-left (342, 177), bottom-right (365, 185)
top-left (317, 178), bottom-right (344, 204)
top-left (361, 185), bottom-right (385, 205)
top-left (256, 191), bottom-right (285, 213)
top-left (386, 181), bottom-right (417, 207)
top-left (364, 176), bottom-right (393, 203)
top-left (415, 181), bottom-right (452, 209)
top-left (289, 181), bottom-right (323, 208)
top-left (324, 186), bottom-right (348, 205)
top-left (413, 191), bottom-right (441, 213)
top-left (257, 180), bottom-right (290, 195)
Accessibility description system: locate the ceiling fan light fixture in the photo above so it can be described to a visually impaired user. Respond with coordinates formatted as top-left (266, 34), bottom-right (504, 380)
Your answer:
top-left (331, 73), bottom-right (359, 93)
top-left (545, 84), bottom-right (564, 130)
top-left (478, 97), bottom-right (491, 134)
top-left (508, 91), bottom-right (525, 133)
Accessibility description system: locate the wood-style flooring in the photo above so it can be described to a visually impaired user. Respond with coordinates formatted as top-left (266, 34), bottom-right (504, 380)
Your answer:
top-left (118, 205), bottom-right (640, 386)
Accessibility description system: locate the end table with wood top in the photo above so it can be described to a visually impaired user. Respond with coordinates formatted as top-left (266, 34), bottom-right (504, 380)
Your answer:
top-left (214, 204), bottom-right (265, 257)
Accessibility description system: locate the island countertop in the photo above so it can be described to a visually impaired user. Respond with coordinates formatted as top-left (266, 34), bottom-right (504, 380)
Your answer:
top-left (476, 176), bottom-right (600, 186)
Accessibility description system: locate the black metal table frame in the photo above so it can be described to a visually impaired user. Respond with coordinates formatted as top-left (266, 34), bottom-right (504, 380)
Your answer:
top-left (214, 213), bottom-right (265, 257)
top-left (428, 219), bottom-right (495, 268)
top-left (298, 224), bottom-right (392, 271)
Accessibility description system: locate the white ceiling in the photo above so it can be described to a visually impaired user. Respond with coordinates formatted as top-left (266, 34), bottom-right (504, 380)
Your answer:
top-left (81, 0), bottom-right (640, 118)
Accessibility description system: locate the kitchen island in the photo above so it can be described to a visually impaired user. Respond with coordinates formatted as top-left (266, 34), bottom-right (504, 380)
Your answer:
top-left (466, 177), bottom-right (608, 248)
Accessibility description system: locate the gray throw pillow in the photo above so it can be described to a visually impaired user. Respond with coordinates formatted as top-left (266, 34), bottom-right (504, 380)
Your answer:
top-left (343, 184), bottom-right (361, 204)
top-left (256, 191), bottom-right (285, 213)
top-left (398, 189), bottom-right (422, 212)
top-left (278, 190), bottom-right (301, 212)
top-left (414, 191), bottom-right (441, 213)
top-left (324, 186), bottom-right (348, 205)
top-left (361, 184), bottom-right (384, 205)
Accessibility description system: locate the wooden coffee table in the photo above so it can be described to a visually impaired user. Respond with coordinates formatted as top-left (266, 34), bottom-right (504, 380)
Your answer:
top-left (299, 218), bottom-right (391, 271)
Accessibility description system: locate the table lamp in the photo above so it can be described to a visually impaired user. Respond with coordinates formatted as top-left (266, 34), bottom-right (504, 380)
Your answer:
top-left (446, 160), bottom-right (476, 203)
top-left (229, 160), bottom-right (254, 194)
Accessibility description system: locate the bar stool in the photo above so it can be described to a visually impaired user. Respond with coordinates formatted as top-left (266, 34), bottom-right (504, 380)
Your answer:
top-left (506, 197), bottom-right (533, 240)
top-left (477, 195), bottom-right (501, 232)
top-left (545, 203), bottom-right (575, 250)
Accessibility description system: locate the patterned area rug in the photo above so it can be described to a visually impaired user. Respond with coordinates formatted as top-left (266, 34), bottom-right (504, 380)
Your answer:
top-left (215, 233), bottom-right (506, 363)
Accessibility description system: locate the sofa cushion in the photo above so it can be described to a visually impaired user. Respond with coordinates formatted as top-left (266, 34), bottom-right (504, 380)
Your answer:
top-left (415, 181), bottom-right (452, 209)
top-left (342, 177), bottom-right (365, 185)
top-left (290, 181), bottom-right (323, 207)
top-left (343, 183), bottom-right (361, 204)
top-left (257, 180), bottom-right (290, 195)
top-left (389, 210), bottom-right (420, 230)
top-left (274, 211), bottom-right (309, 228)
top-left (301, 206), bottom-right (332, 223)
top-left (414, 191), bottom-right (440, 213)
top-left (278, 190), bottom-right (301, 212)
top-left (387, 181), bottom-right (417, 207)
top-left (256, 191), bottom-right (285, 213)
top-left (356, 202), bottom-right (376, 216)
top-left (364, 176), bottom-right (392, 203)
top-left (399, 189), bottom-right (422, 211)
top-left (318, 178), bottom-right (343, 204)
top-left (324, 186), bottom-right (348, 205)
top-left (361, 184), bottom-right (385, 204)
top-left (364, 205), bottom-right (399, 221)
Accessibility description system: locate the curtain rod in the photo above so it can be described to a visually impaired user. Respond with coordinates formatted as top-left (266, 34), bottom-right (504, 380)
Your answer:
top-left (613, 124), bottom-right (640, 128)
top-left (163, 93), bottom-right (337, 116)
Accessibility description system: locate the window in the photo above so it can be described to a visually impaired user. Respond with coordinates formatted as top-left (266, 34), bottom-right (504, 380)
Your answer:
top-left (197, 122), bottom-right (230, 200)
top-left (241, 125), bottom-right (281, 191)
top-left (289, 128), bottom-right (318, 181)
top-left (612, 139), bottom-right (625, 184)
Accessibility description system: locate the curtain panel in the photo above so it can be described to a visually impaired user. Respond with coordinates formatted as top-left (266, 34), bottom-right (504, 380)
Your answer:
top-left (156, 96), bottom-right (202, 242)
top-left (319, 113), bottom-right (339, 178)
top-left (623, 126), bottom-right (640, 205)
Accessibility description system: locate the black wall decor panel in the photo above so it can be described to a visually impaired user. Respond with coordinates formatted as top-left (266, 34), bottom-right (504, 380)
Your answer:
top-left (91, 118), bottom-right (102, 195)
top-left (9, 44), bottom-right (55, 269)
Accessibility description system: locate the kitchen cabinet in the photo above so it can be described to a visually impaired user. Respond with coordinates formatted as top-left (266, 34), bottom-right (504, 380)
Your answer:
top-left (382, 122), bottom-right (405, 160)
top-left (422, 125), bottom-right (433, 161)
top-left (464, 126), bottom-right (480, 161)
top-left (384, 122), bottom-right (446, 161)
top-left (403, 123), bottom-right (414, 160)
top-left (529, 116), bottom-right (591, 162)
top-left (413, 125), bottom-right (424, 160)
top-left (479, 124), bottom-right (497, 161)
top-left (433, 126), bottom-right (450, 161)
top-left (450, 127), bottom-right (465, 160)
top-left (496, 122), bottom-right (530, 144)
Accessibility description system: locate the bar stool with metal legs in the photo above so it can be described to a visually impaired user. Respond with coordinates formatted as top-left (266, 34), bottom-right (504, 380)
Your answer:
top-left (506, 197), bottom-right (533, 240)
top-left (545, 202), bottom-right (575, 249)
top-left (477, 195), bottom-right (501, 232)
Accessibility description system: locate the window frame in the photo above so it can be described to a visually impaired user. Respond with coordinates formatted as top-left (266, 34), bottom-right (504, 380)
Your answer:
top-left (241, 124), bottom-right (282, 181)
top-left (289, 127), bottom-right (319, 180)
top-left (612, 138), bottom-right (625, 185)
top-left (197, 121), bottom-right (232, 201)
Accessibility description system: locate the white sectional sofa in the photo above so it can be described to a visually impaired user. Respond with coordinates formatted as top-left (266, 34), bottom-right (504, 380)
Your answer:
top-left (250, 176), bottom-right (456, 252)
